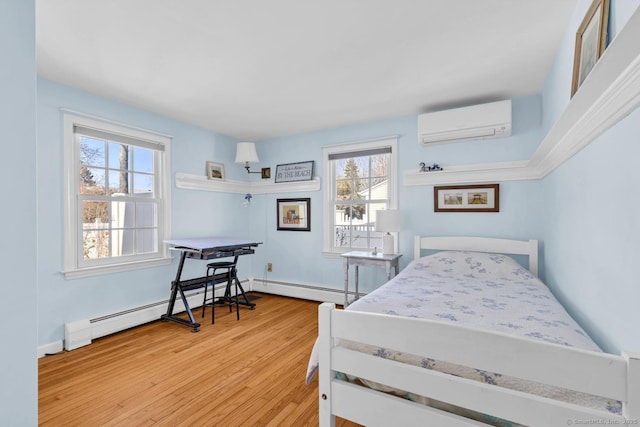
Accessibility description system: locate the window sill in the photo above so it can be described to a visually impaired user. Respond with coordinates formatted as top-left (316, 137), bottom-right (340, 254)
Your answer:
top-left (63, 257), bottom-right (173, 279)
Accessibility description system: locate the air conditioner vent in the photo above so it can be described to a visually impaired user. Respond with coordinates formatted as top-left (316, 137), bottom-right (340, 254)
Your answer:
top-left (418, 100), bottom-right (512, 146)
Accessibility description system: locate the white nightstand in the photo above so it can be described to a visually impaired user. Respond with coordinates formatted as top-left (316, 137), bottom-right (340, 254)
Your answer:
top-left (341, 251), bottom-right (402, 307)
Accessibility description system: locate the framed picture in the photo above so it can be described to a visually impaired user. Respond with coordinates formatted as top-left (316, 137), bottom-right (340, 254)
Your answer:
top-left (571, 0), bottom-right (609, 98)
top-left (275, 161), bottom-right (314, 183)
top-left (434, 184), bottom-right (499, 212)
top-left (206, 161), bottom-right (225, 180)
top-left (277, 198), bottom-right (311, 231)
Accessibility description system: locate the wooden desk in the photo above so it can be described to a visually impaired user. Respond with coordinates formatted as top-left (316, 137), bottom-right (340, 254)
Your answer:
top-left (341, 251), bottom-right (402, 307)
top-left (162, 237), bottom-right (261, 332)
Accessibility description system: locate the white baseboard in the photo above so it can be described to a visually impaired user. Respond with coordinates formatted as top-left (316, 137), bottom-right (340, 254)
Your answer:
top-left (249, 278), bottom-right (346, 305)
top-left (38, 341), bottom-right (64, 358)
top-left (38, 279), bottom-right (346, 358)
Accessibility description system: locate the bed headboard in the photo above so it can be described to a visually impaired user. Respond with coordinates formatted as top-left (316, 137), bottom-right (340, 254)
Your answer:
top-left (414, 236), bottom-right (539, 277)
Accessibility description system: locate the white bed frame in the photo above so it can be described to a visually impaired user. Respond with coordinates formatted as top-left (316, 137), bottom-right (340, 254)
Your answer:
top-left (318, 236), bottom-right (638, 426)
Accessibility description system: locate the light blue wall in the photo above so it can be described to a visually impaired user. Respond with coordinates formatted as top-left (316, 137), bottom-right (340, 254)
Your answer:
top-left (36, 78), bottom-right (256, 345)
top-left (250, 96), bottom-right (545, 291)
top-left (30, 0), bottom-right (639, 383)
top-left (0, 0), bottom-right (38, 424)
top-left (539, 0), bottom-right (640, 354)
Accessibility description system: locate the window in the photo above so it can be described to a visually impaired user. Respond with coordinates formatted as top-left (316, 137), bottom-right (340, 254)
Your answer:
top-left (323, 138), bottom-right (397, 255)
top-left (64, 113), bottom-right (171, 278)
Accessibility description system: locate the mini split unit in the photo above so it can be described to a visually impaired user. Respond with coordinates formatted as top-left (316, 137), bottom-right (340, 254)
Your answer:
top-left (418, 100), bottom-right (512, 145)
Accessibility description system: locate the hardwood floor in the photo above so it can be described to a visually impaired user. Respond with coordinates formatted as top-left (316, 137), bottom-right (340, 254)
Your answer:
top-left (39, 293), bottom-right (359, 426)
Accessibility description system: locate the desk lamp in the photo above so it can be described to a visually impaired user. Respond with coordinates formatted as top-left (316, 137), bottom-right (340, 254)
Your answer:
top-left (375, 209), bottom-right (401, 255)
top-left (235, 142), bottom-right (270, 179)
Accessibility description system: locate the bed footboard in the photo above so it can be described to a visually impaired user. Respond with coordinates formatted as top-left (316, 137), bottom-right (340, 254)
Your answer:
top-left (318, 302), bottom-right (639, 426)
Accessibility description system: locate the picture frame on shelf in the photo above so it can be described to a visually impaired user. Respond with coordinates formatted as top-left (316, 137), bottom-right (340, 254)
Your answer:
top-left (571, 0), bottom-right (610, 98)
top-left (277, 198), bottom-right (311, 231)
top-left (275, 161), bottom-right (314, 183)
top-left (206, 161), bottom-right (225, 180)
top-left (434, 184), bottom-right (499, 212)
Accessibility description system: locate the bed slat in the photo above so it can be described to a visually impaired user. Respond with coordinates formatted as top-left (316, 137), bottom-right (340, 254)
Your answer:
top-left (332, 380), bottom-right (488, 427)
top-left (333, 347), bottom-right (625, 426)
top-left (331, 307), bottom-right (627, 401)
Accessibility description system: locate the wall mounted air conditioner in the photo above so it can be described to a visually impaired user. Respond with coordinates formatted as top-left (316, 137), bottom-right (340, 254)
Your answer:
top-left (418, 100), bottom-right (512, 146)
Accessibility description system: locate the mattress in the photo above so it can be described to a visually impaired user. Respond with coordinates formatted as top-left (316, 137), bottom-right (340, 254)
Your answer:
top-left (307, 251), bottom-right (621, 425)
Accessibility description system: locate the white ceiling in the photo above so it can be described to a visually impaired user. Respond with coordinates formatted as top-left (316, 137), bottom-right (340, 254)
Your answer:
top-left (36, 0), bottom-right (578, 141)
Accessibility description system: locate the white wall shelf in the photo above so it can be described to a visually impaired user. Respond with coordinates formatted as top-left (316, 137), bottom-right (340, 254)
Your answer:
top-left (404, 7), bottom-right (640, 187)
top-left (175, 173), bottom-right (321, 194)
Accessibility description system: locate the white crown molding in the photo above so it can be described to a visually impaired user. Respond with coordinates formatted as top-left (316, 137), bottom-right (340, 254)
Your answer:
top-left (175, 173), bottom-right (321, 194)
top-left (404, 6), bottom-right (640, 187)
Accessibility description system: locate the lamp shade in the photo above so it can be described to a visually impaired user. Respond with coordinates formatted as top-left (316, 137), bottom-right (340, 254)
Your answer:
top-left (375, 209), bottom-right (401, 232)
top-left (235, 142), bottom-right (260, 164)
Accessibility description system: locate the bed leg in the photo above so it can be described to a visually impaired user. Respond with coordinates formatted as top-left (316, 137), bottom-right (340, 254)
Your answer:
top-left (624, 351), bottom-right (640, 420)
top-left (318, 302), bottom-right (336, 427)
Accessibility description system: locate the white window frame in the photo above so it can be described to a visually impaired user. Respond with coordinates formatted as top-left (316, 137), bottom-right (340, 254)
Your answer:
top-left (63, 112), bottom-right (172, 278)
top-left (322, 137), bottom-right (398, 256)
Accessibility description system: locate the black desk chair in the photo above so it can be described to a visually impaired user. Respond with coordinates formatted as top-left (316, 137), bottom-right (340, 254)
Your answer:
top-left (202, 260), bottom-right (240, 323)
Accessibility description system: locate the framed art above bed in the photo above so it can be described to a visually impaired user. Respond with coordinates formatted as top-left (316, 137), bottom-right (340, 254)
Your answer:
top-left (434, 184), bottom-right (499, 212)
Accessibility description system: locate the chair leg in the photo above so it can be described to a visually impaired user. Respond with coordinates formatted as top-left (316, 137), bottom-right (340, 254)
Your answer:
top-left (211, 282), bottom-right (215, 324)
top-left (234, 276), bottom-right (240, 320)
top-left (202, 268), bottom-right (210, 318)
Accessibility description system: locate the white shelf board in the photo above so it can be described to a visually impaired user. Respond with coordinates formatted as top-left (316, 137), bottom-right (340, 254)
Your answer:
top-left (175, 173), bottom-right (321, 194)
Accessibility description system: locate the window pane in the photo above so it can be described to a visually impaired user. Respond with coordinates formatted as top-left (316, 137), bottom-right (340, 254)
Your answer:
top-left (370, 153), bottom-right (389, 178)
top-left (80, 167), bottom-right (106, 195)
top-left (370, 179), bottom-right (388, 199)
top-left (111, 229), bottom-right (134, 257)
top-left (136, 202), bottom-right (157, 227)
top-left (109, 170), bottom-right (130, 195)
top-left (352, 156), bottom-right (369, 177)
top-left (108, 142), bottom-right (130, 171)
top-left (111, 201), bottom-right (135, 228)
top-left (136, 228), bottom-right (158, 254)
top-left (132, 173), bottom-right (154, 195)
top-left (79, 137), bottom-right (105, 167)
top-left (83, 230), bottom-right (110, 260)
top-left (336, 179), bottom-right (353, 200)
top-left (82, 201), bottom-right (109, 226)
top-left (335, 226), bottom-right (350, 247)
top-left (133, 147), bottom-right (153, 173)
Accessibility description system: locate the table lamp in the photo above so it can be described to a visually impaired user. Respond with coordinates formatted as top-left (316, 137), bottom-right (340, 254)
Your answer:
top-left (375, 209), bottom-right (401, 255)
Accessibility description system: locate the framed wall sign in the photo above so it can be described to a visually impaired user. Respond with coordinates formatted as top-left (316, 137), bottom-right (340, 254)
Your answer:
top-left (275, 161), bottom-right (314, 183)
top-left (434, 184), bottom-right (499, 212)
top-left (206, 161), bottom-right (225, 180)
top-left (571, 0), bottom-right (610, 98)
top-left (277, 198), bottom-right (311, 231)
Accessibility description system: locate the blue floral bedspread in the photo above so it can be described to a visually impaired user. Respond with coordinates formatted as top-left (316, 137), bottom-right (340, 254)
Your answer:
top-left (308, 251), bottom-right (621, 422)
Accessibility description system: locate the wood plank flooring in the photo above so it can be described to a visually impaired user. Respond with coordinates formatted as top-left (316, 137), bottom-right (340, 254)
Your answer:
top-left (39, 293), bottom-right (359, 426)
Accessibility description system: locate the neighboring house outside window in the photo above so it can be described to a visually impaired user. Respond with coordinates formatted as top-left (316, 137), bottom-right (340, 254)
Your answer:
top-left (322, 137), bottom-right (398, 255)
top-left (63, 113), bottom-right (172, 278)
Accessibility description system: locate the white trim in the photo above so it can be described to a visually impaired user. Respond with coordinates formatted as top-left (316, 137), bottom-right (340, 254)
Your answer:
top-left (59, 108), bottom-right (174, 139)
top-left (63, 112), bottom-right (172, 277)
top-left (63, 256), bottom-right (172, 279)
top-left (38, 341), bottom-right (64, 358)
top-left (322, 137), bottom-right (398, 254)
top-left (249, 278), bottom-right (345, 305)
top-left (404, 6), bottom-right (640, 187)
top-left (175, 173), bottom-right (321, 194)
top-left (321, 134), bottom-right (401, 149)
